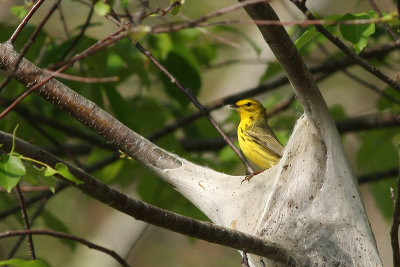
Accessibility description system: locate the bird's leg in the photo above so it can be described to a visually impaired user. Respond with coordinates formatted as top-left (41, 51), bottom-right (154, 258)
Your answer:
top-left (241, 171), bottom-right (263, 184)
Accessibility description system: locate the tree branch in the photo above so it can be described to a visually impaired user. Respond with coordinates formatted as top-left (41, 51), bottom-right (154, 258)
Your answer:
top-left (14, 184), bottom-right (36, 260)
top-left (9, 0), bottom-right (46, 44)
top-left (0, 130), bottom-right (296, 264)
top-left (0, 229), bottom-right (130, 267)
top-left (337, 113), bottom-right (400, 133)
top-left (290, 0), bottom-right (400, 92)
top-left (391, 146), bottom-right (400, 266)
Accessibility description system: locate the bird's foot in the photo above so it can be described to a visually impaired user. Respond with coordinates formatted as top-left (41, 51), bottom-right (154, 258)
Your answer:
top-left (241, 171), bottom-right (263, 184)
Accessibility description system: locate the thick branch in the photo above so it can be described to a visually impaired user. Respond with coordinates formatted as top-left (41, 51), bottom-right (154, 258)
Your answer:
top-left (0, 130), bottom-right (295, 264)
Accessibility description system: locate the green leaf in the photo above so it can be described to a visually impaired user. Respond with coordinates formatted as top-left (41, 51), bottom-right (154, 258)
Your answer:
top-left (88, 148), bottom-right (124, 184)
top-left (10, 5), bottom-right (28, 19)
top-left (128, 25), bottom-right (151, 42)
top-left (357, 129), bottom-right (398, 221)
top-left (329, 104), bottom-right (347, 121)
top-left (370, 177), bottom-right (397, 220)
top-left (0, 155), bottom-right (26, 192)
top-left (44, 166), bottom-right (57, 176)
top-left (295, 14), bottom-right (342, 55)
top-left (357, 129), bottom-right (398, 173)
top-left (55, 163), bottom-right (83, 185)
top-left (377, 87), bottom-right (400, 112)
top-left (23, 161), bottom-right (39, 185)
top-left (192, 43), bottom-right (217, 65)
top-left (148, 34), bottom-right (173, 59)
top-left (160, 48), bottom-right (201, 107)
top-left (101, 86), bottom-right (138, 129)
top-left (340, 12), bottom-right (375, 53)
top-left (0, 258), bottom-right (49, 267)
top-left (40, 174), bottom-right (56, 193)
top-left (42, 210), bottom-right (76, 250)
top-left (170, 0), bottom-right (184, 15)
top-left (295, 26), bottom-right (319, 50)
top-left (94, 1), bottom-right (110, 16)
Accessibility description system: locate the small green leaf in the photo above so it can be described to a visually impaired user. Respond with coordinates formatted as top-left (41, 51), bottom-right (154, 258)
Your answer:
top-left (148, 34), bottom-right (173, 59)
top-left (295, 27), bottom-right (319, 50)
top-left (295, 14), bottom-right (342, 52)
top-left (170, 0), bottom-right (184, 15)
top-left (370, 177), bottom-right (397, 220)
top-left (55, 163), bottom-right (83, 185)
top-left (329, 104), bottom-right (347, 121)
top-left (44, 166), bottom-right (57, 177)
top-left (94, 1), bottom-right (110, 16)
top-left (40, 174), bottom-right (56, 193)
top-left (192, 43), bottom-right (217, 65)
top-left (377, 87), bottom-right (400, 112)
top-left (0, 155), bottom-right (26, 192)
top-left (0, 258), bottom-right (49, 267)
top-left (340, 12), bottom-right (375, 53)
top-left (357, 129), bottom-right (398, 173)
top-left (128, 25), bottom-right (151, 42)
top-left (23, 162), bottom-right (39, 185)
top-left (10, 5), bottom-right (28, 19)
top-left (160, 48), bottom-right (201, 107)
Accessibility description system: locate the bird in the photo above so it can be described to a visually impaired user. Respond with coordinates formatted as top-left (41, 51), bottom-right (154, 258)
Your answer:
top-left (230, 98), bottom-right (283, 172)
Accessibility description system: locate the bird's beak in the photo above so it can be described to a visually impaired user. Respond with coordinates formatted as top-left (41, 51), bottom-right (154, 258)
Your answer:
top-left (229, 103), bottom-right (239, 109)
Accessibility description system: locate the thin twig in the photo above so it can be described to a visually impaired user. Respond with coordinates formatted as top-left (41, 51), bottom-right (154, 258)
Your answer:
top-left (358, 168), bottom-right (399, 184)
top-left (14, 184), bottom-right (36, 260)
top-left (267, 94), bottom-right (296, 117)
top-left (367, 0), bottom-right (399, 42)
top-left (0, 186), bottom-right (50, 193)
top-left (390, 146), bottom-right (400, 266)
top-left (290, 0), bottom-right (400, 92)
top-left (9, 0), bottom-right (46, 44)
top-left (135, 42), bottom-right (254, 174)
top-left (152, 16), bottom-right (400, 34)
top-left (1, 229), bottom-right (130, 267)
top-left (0, 1), bottom-right (61, 92)
top-left (8, 197), bottom-right (48, 259)
top-left (43, 70), bottom-right (119, 83)
top-left (0, 184), bottom-right (68, 221)
top-left (0, 148), bottom-right (121, 221)
top-left (58, 3), bottom-right (71, 39)
top-left (0, 28), bottom-right (127, 119)
top-left (60, 1), bottom-right (94, 60)
top-left (342, 70), bottom-right (400, 105)
top-left (337, 113), bottom-right (400, 133)
top-left (0, 131), bottom-right (297, 264)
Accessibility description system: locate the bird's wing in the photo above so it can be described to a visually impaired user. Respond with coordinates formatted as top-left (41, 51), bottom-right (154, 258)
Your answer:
top-left (246, 127), bottom-right (284, 157)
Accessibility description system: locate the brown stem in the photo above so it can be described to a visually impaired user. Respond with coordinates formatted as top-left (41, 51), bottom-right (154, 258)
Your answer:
top-left (0, 131), bottom-right (297, 264)
top-left (290, 0), bottom-right (400, 92)
top-left (9, 0), bottom-right (46, 44)
top-left (14, 184), bottom-right (36, 260)
top-left (391, 146), bottom-right (400, 266)
top-left (1, 229), bottom-right (130, 267)
top-left (135, 42), bottom-right (254, 174)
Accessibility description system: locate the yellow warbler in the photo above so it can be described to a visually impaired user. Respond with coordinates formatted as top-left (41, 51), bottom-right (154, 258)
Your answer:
top-left (230, 99), bottom-right (283, 170)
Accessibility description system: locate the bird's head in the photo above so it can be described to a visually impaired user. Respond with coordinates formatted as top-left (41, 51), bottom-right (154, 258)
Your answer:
top-left (230, 99), bottom-right (266, 120)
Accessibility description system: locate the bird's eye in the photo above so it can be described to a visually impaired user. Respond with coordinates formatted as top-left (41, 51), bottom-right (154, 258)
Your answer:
top-left (245, 102), bottom-right (252, 107)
